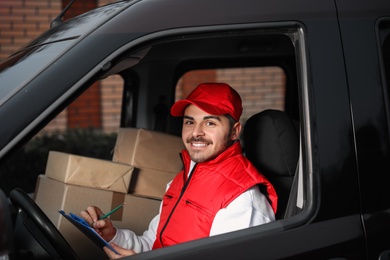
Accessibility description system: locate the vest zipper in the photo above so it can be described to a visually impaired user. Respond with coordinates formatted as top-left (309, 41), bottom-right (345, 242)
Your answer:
top-left (158, 163), bottom-right (197, 247)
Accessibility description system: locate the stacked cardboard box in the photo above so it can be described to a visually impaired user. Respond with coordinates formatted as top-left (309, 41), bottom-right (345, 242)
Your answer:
top-left (45, 151), bottom-right (134, 193)
top-left (34, 128), bottom-right (185, 259)
top-left (35, 175), bottom-right (162, 259)
top-left (112, 128), bottom-right (185, 199)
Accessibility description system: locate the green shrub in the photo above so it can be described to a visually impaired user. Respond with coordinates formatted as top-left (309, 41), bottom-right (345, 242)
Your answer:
top-left (0, 128), bottom-right (117, 196)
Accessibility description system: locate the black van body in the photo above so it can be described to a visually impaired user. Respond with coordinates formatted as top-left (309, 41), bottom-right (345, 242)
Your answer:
top-left (1, 0), bottom-right (390, 259)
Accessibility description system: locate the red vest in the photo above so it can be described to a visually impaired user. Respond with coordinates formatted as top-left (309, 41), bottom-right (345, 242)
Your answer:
top-left (152, 141), bottom-right (278, 249)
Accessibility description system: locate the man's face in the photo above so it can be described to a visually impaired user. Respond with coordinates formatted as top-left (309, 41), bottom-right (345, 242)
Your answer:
top-left (181, 104), bottom-right (241, 163)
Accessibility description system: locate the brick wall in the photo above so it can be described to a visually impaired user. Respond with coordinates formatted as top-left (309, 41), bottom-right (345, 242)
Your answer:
top-left (100, 75), bottom-right (123, 132)
top-left (217, 67), bottom-right (285, 122)
top-left (0, 0), bottom-right (66, 131)
top-left (0, 0), bottom-right (61, 60)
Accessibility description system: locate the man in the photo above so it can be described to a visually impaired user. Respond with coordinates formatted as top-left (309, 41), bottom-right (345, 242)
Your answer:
top-left (81, 83), bottom-right (278, 259)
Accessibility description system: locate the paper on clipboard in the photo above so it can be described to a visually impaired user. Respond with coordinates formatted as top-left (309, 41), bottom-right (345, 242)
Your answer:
top-left (59, 210), bottom-right (119, 255)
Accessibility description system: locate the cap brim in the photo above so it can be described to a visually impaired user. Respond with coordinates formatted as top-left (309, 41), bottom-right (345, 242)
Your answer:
top-left (170, 100), bottom-right (193, 117)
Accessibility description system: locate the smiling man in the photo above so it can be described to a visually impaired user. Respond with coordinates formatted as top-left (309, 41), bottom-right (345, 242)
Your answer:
top-left (81, 83), bottom-right (278, 259)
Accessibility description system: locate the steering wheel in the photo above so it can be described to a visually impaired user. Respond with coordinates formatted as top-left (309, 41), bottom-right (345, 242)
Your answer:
top-left (9, 188), bottom-right (78, 259)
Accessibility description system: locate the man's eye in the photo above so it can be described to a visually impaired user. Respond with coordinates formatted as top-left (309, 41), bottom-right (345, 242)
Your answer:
top-left (206, 121), bottom-right (216, 126)
top-left (184, 120), bottom-right (194, 125)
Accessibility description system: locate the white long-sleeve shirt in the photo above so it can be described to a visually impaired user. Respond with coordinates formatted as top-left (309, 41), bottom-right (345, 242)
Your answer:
top-left (110, 161), bottom-right (275, 253)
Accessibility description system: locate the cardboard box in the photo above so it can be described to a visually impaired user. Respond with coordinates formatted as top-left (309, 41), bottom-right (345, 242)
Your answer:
top-left (45, 151), bottom-right (134, 193)
top-left (113, 128), bottom-right (184, 198)
top-left (129, 168), bottom-right (177, 199)
top-left (113, 128), bottom-right (184, 172)
top-left (34, 175), bottom-right (161, 260)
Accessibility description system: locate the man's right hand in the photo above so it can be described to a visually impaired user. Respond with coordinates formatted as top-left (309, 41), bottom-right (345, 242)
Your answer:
top-left (104, 243), bottom-right (136, 259)
top-left (80, 206), bottom-right (117, 242)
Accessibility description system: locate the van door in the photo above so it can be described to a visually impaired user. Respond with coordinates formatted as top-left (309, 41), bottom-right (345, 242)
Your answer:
top-left (120, 2), bottom-right (365, 259)
top-left (336, 0), bottom-right (390, 259)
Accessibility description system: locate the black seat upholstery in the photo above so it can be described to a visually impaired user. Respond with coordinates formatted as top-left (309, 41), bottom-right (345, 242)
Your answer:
top-left (243, 109), bottom-right (299, 219)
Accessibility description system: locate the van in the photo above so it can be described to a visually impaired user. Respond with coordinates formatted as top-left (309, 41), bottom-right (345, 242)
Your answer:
top-left (1, 0), bottom-right (390, 259)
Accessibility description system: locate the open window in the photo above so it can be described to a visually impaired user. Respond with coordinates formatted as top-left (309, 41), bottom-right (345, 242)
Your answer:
top-left (104, 25), bottom-right (309, 223)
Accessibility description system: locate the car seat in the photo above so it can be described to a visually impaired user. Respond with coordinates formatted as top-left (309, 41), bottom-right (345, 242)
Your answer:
top-left (243, 109), bottom-right (299, 219)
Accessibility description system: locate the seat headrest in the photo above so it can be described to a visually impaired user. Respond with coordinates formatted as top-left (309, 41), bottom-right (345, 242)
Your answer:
top-left (243, 109), bottom-right (299, 178)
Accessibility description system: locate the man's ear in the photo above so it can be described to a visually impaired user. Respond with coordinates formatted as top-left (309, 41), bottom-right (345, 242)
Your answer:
top-left (231, 122), bottom-right (242, 140)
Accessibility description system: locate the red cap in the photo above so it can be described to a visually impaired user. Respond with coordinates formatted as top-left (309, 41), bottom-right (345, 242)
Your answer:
top-left (171, 83), bottom-right (242, 121)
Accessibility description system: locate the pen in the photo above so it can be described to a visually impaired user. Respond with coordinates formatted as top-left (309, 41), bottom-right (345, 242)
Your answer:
top-left (99, 203), bottom-right (125, 220)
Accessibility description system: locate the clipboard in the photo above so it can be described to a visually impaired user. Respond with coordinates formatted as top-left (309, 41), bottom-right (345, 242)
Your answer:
top-left (59, 210), bottom-right (119, 255)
